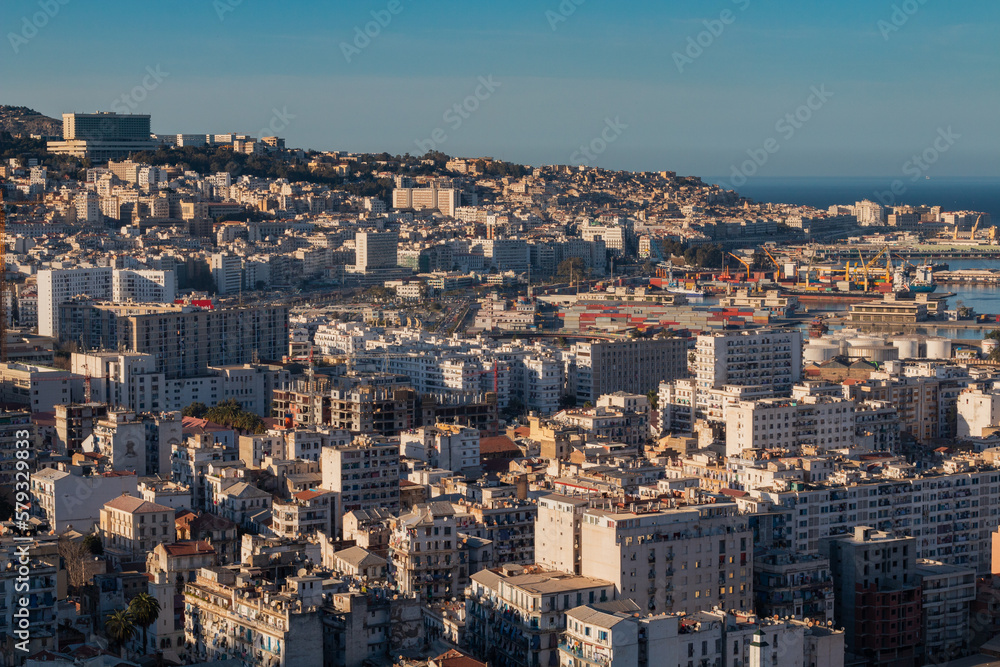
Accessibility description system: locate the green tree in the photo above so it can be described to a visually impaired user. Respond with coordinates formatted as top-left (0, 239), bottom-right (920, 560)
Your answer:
top-left (182, 402), bottom-right (208, 418)
top-left (204, 399), bottom-right (266, 434)
top-left (105, 609), bottom-right (137, 656)
top-left (646, 389), bottom-right (658, 411)
top-left (127, 593), bottom-right (161, 655)
top-left (557, 257), bottom-right (587, 282)
top-left (83, 534), bottom-right (103, 555)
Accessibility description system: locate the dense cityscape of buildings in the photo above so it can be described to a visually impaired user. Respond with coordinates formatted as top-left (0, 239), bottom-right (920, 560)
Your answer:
top-left (3, 110), bottom-right (1000, 667)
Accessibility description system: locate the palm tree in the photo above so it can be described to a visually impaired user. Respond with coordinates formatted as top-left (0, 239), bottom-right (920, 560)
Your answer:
top-left (127, 593), bottom-right (161, 655)
top-left (105, 609), bottom-right (137, 656)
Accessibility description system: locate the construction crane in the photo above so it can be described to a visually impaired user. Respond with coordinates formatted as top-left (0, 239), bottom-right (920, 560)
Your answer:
top-left (728, 253), bottom-right (752, 284)
top-left (971, 214), bottom-right (983, 240)
top-left (470, 360), bottom-right (500, 395)
top-left (761, 247), bottom-right (782, 279)
top-left (857, 247), bottom-right (887, 292)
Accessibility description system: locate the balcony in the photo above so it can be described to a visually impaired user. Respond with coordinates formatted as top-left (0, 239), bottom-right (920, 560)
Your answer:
top-left (559, 642), bottom-right (610, 666)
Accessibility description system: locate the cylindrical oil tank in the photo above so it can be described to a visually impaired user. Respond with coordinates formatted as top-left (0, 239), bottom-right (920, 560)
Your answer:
top-left (803, 340), bottom-right (840, 363)
top-left (925, 338), bottom-right (952, 359)
top-left (891, 337), bottom-right (920, 359)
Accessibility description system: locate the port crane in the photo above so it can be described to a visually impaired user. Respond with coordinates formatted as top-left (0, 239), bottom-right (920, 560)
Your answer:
top-left (727, 253), bottom-right (752, 285)
top-left (856, 247), bottom-right (887, 292)
top-left (761, 247), bottom-right (783, 279)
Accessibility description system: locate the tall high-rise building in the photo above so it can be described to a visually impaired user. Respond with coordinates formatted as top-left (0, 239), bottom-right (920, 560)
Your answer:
top-left (693, 329), bottom-right (802, 393)
top-left (38, 267), bottom-right (175, 337)
top-left (211, 252), bottom-right (243, 295)
top-left (354, 231), bottom-right (398, 272)
top-left (47, 112), bottom-right (157, 161)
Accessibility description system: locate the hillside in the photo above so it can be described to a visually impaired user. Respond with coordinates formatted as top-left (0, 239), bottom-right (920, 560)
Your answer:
top-left (0, 106), bottom-right (61, 137)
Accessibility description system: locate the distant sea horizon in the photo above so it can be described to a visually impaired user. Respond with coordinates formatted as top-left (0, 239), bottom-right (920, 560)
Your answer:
top-left (704, 176), bottom-right (1000, 223)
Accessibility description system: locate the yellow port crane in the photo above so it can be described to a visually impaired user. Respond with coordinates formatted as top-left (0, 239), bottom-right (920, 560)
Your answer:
top-left (728, 253), bottom-right (753, 285)
top-left (972, 214), bottom-right (982, 239)
top-left (856, 247), bottom-right (887, 292)
top-left (761, 247), bottom-right (781, 270)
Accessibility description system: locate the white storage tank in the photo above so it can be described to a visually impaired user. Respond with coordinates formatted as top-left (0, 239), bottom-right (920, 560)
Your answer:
top-left (982, 338), bottom-right (998, 356)
top-left (925, 337), bottom-right (952, 360)
top-left (848, 336), bottom-right (885, 348)
top-left (804, 340), bottom-right (840, 363)
top-left (891, 337), bottom-right (920, 360)
top-left (847, 344), bottom-right (899, 363)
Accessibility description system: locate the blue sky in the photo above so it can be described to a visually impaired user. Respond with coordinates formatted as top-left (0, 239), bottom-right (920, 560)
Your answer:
top-left (2, 0), bottom-right (998, 177)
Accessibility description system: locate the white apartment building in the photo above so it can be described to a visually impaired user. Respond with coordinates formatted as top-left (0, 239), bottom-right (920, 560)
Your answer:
top-left (466, 565), bottom-right (616, 667)
top-left (725, 395), bottom-right (856, 457)
top-left (399, 423), bottom-right (481, 475)
top-left (521, 355), bottom-right (562, 415)
top-left (72, 351), bottom-right (287, 417)
top-left (321, 435), bottom-right (400, 515)
top-left (915, 559), bottom-right (977, 661)
top-left (0, 538), bottom-right (59, 656)
top-left (536, 494), bottom-right (591, 574)
top-left (389, 501), bottom-right (474, 601)
top-left (90, 409), bottom-right (148, 475)
top-left (749, 461), bottom-right (1000, 572)
top-left (99, 494), bottom-right (177, 562)
top-left (473, 238), bottom-right (530, 272)
top-left (559, 606), bottom-right (841, 667)
top-left (392, 187), bottom-right (461, 217)
top-left (853, 199), bottom-right (885, 225)
top-left (551, 502), bottom-right (754, 616)
top-left (37, 267), bottom-right (112, 336)
top-left (75, 191), bottom-right (101, 223)
top-left (272, 489), bottom-right (338, 539)
top-left (211, 252), bottom-right (243, 295)
top-left (30, 467), bottom-right (139, 533)
top-left (38, 267), bottom-right (175, 337)
top-left (580, 222), bottom-right (629, 254)
top-left (0, 362), bottom-right (83, 412)
top-left (112, 269), bottom-right (175, 302)
top-left (694, 329), bottom-right (802, 394)
top-left (956, 386), bottom-right (1000, 438)
top-left (313, 322), bottom-right (376, 355)
top-left (657, 379), bottom-right (770, 433)
top-left (183, 568), bottom-right (323, 666)
top-left (353, 230), bottom-right (399, 273)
